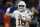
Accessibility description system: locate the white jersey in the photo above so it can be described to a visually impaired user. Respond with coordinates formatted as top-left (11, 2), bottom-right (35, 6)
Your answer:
top-left (12, 10), bottom-right (32, 27)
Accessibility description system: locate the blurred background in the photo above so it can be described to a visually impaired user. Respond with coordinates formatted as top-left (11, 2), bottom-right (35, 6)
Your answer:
top-left (0, 0), bottom-right (40, 27)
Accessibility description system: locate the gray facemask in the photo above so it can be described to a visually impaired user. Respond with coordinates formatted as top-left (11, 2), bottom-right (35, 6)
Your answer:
top-left (19, 9), bottom-right (24, 12)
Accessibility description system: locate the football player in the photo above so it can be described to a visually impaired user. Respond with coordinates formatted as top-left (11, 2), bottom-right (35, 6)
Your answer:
top-left (6, 1), bottom-right (32, 27)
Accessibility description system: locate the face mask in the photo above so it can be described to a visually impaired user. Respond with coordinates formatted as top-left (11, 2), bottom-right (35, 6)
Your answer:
top-left (19, 9), bottom-right (23, 12)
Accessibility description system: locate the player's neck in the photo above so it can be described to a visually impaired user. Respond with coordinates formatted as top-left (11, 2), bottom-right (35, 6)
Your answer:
top-left (20, 10), bottom-right (25, 13)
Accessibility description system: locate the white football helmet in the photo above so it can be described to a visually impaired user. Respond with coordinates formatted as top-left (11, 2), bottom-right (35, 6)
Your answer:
top-left (18, 1), bottom-right (26, 11)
